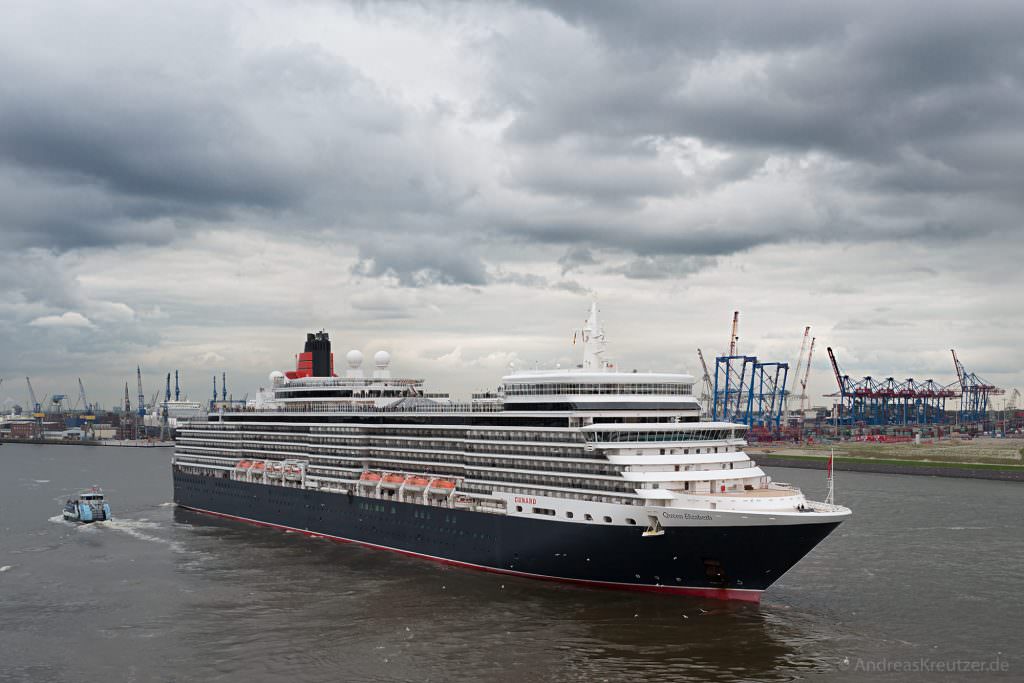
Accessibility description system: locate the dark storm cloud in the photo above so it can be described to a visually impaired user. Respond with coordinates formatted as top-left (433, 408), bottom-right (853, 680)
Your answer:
top-left (0, 12), bottom-right (466, 258)
top-left (495, 0), bottom-right (1024, 244)
top-left (0, 0), bottom-right (1022, 288)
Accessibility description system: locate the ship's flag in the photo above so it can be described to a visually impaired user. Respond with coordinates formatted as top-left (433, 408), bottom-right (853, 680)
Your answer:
top-left (826, 451), bottom-right (834, 479)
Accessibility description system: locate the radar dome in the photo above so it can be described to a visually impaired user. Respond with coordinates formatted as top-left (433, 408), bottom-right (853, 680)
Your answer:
top-left (346, 349), bottom-right (364, 368)
top-left (269, 370), bottom-right (285, 383)
top-left (374, 350), bottom-right (391, 368)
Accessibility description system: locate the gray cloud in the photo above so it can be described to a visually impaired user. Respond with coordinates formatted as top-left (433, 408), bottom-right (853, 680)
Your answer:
top-left (0, 1), bottom-right (1021, 404)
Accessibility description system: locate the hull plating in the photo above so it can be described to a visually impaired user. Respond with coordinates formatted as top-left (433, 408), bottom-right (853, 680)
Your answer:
top-left (174, 472), bottom-right (839, 600)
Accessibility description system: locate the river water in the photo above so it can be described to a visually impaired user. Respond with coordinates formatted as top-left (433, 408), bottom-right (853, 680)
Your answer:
top-left (0, 443), bottom-right (1019, 682)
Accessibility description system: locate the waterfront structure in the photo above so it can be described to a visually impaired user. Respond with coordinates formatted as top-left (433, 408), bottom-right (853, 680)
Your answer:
top-left (172, 305), bottom-right (850, 601)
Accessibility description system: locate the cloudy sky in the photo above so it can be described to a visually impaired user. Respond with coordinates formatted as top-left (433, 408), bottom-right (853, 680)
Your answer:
top-left (1, 0), bottom-right (1021, 410)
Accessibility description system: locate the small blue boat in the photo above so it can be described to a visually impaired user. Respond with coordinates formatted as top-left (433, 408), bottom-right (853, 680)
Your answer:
top-left (62, 488), bottom-right (111, 523)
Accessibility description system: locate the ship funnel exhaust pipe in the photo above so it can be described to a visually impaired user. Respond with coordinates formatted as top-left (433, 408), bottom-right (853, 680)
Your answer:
top-left (306, 331), bottom-right (333, 377)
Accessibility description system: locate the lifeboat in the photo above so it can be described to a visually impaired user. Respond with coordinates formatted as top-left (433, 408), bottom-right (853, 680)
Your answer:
top-left (284, 464), bottom-right (303, 481)
top-left (428, 479), bottom-right (456, 493)
top-left (250, 461), bottom-right (266, 474)
top-left (381, 473), bottom-right (407, 488)
top-left (359, 471), bottom-right (382, 485)
top-left (404, 476), bottom-right (430, 489)
top-left (235, 460), bottom-right (252, 470)
top-left (266, 462), bottom-right (284, 479)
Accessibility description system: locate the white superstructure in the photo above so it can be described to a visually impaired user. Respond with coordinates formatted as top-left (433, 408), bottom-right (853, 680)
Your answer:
top-left (173, 303), bottom-right (849, 531)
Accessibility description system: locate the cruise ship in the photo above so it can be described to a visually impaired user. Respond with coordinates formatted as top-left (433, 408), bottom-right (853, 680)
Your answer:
top-left (172, 305), bottom-right (850, 601)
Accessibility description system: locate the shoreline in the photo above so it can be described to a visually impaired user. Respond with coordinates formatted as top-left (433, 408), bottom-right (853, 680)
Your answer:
top-left (0, 438), bottom-right (173, 448)
top-left (753, 451), bottom-right (1024, 482)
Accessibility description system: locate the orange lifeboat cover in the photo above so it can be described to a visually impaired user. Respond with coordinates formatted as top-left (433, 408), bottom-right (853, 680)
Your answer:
top-left (360, 471), bottom-right (381, 481)
top-left (236, 460), bottom-right (251, 468)
top-left (431, 479), bottom-right (455, 489)
top-left (252, 462), bottom-right (265, 470)
top-left (406, 476), bottom-right (429, 487)
top-left (384, 473), bottom-right (406, 484)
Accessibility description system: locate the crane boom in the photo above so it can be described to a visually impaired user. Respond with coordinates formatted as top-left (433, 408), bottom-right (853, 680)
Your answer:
top-left (26, 377), bottom-right (44, 417)
top-left (827, 347), bottom-right (845, 393)
top-left (728, 311), bottom-right (740, 356)
top-left (696, 348), bottom-right (713, 413)
top-left (800, 337), bottom-right (816, 411)
top-left (77, 378), bottom-right (89, 411)
top-left (787, 326), bottom-right (811, 412)
top-left (951, 349), bottom-right (966, 387)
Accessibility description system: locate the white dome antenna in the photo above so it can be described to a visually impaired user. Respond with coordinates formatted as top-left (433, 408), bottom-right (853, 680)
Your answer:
top-left (373, 350), bottom-right (392, 378)
top-left (345, 349), bottom-right (365, 378)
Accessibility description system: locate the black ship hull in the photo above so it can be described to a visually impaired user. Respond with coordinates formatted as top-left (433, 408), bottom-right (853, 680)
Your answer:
top-left (173, 471), bottom-right (840, 601)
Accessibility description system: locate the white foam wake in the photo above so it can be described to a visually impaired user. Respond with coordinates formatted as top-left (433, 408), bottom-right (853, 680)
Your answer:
top-left (98, 518), bottom-right (186, 553)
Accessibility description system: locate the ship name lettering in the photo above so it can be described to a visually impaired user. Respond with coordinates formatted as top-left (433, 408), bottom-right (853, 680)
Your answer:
top-left (514, 496), bottom-right (537, 505)
top-left (662, 512), bottom-right (712, 521)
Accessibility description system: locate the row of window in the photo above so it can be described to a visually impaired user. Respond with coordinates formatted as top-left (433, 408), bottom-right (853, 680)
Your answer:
top-left (501, 382), bottom-right (693, 396)
top-left (516, 505), bottom-right (636, 525)
top-left (588, 429), bottom-right (739, 443)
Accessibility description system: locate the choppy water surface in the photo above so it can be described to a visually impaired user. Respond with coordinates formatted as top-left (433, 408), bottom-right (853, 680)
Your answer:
top-left (1, 443), bottom-right (1019, 682)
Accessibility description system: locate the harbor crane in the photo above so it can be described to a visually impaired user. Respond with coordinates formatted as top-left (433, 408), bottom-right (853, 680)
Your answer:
top-left (786, 326), bottom-right (811, 413)
top-left (26, 377), bottom-right (44, 419)
top-left (798, 337), bottom-right (816, 412)
top-left (136, 366), bottom-right (146, 418)
top-left (951, 349), bottom-right (1004, 423)
top-left (727, 311), bottom-right (740, 356)
top-left (78, 378), bottom-right (96, 422)
top-left (696, 348), bottom-right (714, 415)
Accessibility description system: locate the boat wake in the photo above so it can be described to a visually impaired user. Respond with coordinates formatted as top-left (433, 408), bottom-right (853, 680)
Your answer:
top-left (97, 518), bottom-right (186, 552)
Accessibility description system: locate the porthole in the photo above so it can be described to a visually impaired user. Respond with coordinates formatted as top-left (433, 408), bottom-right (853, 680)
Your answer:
top-left (584, 514), bottom-right (593, 521)
top-left (566, 511), bottom-right (574, 519)
top-left (626, 518), bottom-right (636, 525)
top-left (603, 516), bottom-right (612, 523)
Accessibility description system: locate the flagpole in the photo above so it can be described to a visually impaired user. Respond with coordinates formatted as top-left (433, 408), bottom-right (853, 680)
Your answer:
top-left (826, 447), bottom-right (835, 505)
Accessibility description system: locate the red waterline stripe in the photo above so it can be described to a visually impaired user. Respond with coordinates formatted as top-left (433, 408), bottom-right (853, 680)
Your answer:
top-left (178, 504), bottom-right (762, 603)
